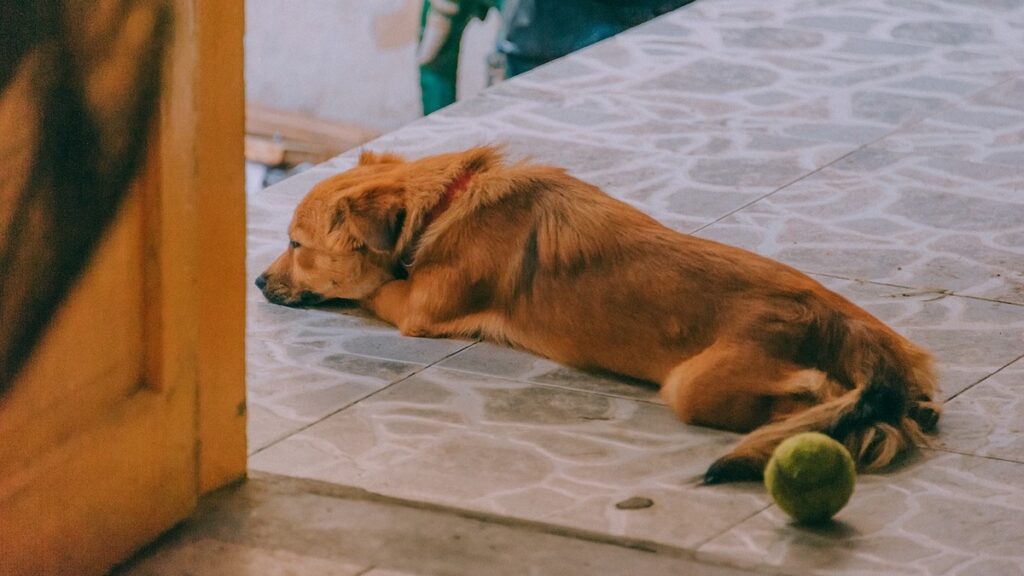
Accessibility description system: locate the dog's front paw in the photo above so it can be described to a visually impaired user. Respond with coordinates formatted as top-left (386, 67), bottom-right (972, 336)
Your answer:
top-left (398, 321), bottom-right (435, 338)
top-left (703, 456), bottom-right (764, 485)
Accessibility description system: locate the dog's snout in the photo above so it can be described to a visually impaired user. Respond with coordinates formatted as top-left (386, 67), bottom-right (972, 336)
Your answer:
top-left (255, 273), bottom-right (268, 290)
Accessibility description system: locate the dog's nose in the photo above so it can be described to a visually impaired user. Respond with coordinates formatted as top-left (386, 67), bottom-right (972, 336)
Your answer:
top-left (255, 274), bottom-right (267, 290)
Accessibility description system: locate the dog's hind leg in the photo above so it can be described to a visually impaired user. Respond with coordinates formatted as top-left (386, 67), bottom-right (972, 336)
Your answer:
top-left (660, 341), bottom-right (842, 483)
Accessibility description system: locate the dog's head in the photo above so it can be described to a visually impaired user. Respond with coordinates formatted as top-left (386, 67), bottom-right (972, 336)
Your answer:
top-left (256, 151), bottom-right (410, 306)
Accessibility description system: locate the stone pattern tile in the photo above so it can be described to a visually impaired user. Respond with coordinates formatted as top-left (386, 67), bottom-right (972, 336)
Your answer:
top-left (696, 147), bottom-right (1024, 305)
top-left (246, 338), bottom-right (422, 453)
top-left (875, 78), bottom-right (1024, 167)
top-left (697, 451), bottom-right (1024, 576)
top-left (247, 185), bottom-right (303, 278)
top-left (941, 358), bottom-right (1024, 463)
top-left (245, 299), bottom-right (473, 452)
top-left (249, 367), bottom-right (770, 550)
top-left (438, 342), bottom-right (660, 402)
top-left (248, 300), bottom-right (469, 366)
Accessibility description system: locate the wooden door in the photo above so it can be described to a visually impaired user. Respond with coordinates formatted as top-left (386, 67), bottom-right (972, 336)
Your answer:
top-left (0, 1), bottom-right (246, 574)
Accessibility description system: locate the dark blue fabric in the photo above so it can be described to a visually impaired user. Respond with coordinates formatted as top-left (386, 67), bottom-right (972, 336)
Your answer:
top-left (498, 0), bottom-right (695, 75)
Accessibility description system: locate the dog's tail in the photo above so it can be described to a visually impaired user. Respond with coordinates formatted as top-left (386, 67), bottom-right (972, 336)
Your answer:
top-left (705, 307), bottom-right (940, 484)
top-left (821, 308), bottom-right (940, 469)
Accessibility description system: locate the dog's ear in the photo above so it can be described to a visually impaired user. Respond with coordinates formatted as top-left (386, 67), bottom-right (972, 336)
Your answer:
top-left (331, 192), bottom-right (406, 254)
top-left (358, 150), bottom-right (405, 166)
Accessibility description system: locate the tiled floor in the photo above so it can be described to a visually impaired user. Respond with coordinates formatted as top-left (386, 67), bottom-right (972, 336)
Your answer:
top-left (123, 0), bottom-right (1024, 573)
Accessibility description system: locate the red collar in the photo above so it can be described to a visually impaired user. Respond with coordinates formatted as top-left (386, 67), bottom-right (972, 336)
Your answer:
top-left (422, 172), bottom-right (473, 230)
top-left (400, 172), bottom-right (474, 272)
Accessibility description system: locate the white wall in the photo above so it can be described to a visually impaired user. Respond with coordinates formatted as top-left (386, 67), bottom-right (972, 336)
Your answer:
top-left (245, 0), bottom-right (500, 134)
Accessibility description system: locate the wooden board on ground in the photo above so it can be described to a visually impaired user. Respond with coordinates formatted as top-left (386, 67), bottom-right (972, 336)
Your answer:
top-left (245, 102), bottom-right (377, 167)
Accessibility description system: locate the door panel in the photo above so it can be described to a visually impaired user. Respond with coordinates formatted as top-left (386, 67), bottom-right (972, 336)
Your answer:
top-left (0, 1), bottom-right (245, 574)
top-left (0, 191), bottom-right (146, 488)
top-left (0, 182), bottom-right (196, 575)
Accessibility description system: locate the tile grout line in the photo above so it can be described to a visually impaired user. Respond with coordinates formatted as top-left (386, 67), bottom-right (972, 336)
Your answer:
top-left (689, 151), bottom-right (859, 237)
top-left (246, 330), bottom-right (476, 367)
top-left (689, 127), bottom-right (912, 236)
top-left (248, 340), bottom-right (480, 458)
top-left (943, 352), bottom-right (1024, 404)
top-left (689, 73), bottom-right (1023, 238)
top-left (807, 272), bottom-right (1024, 308)
top-left (692, 502), bottom-right (774, 553)
top-left (925, 445), bottom-right (1024, 467)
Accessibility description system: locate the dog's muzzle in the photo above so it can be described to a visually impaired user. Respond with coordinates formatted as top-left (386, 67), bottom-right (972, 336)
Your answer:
top-left (255, 273), bottom-right (323, 307)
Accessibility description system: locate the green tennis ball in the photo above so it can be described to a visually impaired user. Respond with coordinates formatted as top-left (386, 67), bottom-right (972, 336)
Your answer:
top-left (764, 432), bottom-right (856, 524)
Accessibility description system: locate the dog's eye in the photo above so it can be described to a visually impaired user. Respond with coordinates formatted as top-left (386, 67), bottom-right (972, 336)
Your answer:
top-left (289, 240), bottom-right (301, 249)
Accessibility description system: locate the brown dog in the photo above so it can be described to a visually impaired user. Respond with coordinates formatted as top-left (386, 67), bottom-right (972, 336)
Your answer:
top-left (257, 146), bottom-right (941, 483)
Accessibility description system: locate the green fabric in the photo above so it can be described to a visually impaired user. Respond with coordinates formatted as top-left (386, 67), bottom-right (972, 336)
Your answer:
top-left (418, 0), bottom-right (501, 115)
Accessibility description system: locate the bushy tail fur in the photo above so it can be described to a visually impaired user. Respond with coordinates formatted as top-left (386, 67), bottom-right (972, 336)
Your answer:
top-left (827, 363), bottom-right (936, 470)
top-left (820, 308), bottom-right (940, 470)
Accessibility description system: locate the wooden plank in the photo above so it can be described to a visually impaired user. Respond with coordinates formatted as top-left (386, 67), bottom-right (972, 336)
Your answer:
top-left (246, 101), bottom-right (378, 158)
top-left (245, 134), bottom-right (287, 166)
